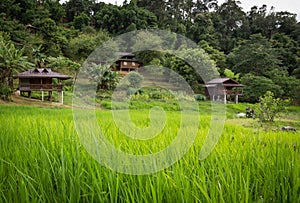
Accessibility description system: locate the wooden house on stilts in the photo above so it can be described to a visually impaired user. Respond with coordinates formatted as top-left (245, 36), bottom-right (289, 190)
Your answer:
top-left (204, 78), bottom-right (244, 104)
top-left (111, 52), bottom-right (143, 75)
top-left (13, 68), bottom-right (71, 104)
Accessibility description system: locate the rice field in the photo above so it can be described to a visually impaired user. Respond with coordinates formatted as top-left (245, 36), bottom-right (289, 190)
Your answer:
top-left (0, 104), bottom-right (300, 202)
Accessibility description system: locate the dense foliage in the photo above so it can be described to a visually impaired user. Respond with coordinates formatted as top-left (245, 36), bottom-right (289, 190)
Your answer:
top-left (0, 0), bottom-right (300, 103)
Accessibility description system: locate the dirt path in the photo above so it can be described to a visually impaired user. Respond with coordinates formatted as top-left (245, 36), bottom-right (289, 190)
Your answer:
top-left (0, 95), bottom-right (72, 108)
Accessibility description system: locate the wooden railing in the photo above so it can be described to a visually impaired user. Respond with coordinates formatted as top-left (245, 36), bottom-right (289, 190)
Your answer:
top-left (19, 84), bottom-right (63, 91)
top-left (226, 89), bottom-right (243, 95)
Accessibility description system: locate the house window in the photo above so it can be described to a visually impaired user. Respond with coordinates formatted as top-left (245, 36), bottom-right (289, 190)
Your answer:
top-left (123, 62), bottom-right (127, 65)
top-left (132, 62), bottom-right (136, 66)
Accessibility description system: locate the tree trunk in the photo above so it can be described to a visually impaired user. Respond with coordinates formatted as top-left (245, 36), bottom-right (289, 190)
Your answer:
top-left (0, 67), bottom-right (9, 86)
top-left (8, 69), bottom-right (13, 87)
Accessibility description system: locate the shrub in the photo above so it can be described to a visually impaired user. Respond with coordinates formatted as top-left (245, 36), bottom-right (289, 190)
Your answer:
top-left (127, 72), bottom-right (143, 89)
top-left (0, 85), bottom-right (12, 101)
top-left (130, 93), bottom-right (149, 101)
top-left (175, 91), bottom-right (195, 101)
top-left (194, 94), bottom-right (207, 101)
top-left (255, 91), bottom-right (290, 123)
top-left (127, 87), bottom-right (137, 96)
top-left (141, 87), bottom-right (174, 100)
top-left (96, 90), bottom-right (112, 100)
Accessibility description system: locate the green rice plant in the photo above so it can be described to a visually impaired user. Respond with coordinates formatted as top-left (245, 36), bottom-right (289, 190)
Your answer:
top-left (0, 104), bottom-right (299, 202)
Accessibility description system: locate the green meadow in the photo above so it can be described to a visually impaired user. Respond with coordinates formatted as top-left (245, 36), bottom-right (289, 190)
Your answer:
top-left (0, 103), bottom-right (300, 202)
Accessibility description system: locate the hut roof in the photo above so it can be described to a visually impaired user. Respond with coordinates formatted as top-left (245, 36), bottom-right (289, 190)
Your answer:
top-left (118, 52), bottom-right (135, 57)
top-left (205, 78), bottom-right (244, 87)
top-left (13, 68), bottom-right (71, 80)
top-left (25, 24), bottom-right (37, 30)
top-left (117, 52), bottom-right (141, 63)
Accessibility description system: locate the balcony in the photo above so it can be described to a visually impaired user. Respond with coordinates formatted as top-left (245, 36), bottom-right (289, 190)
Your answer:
top-left (19, 84), bottom-right (63, 91)
top-left (226, 89), bottom-right (243, 96)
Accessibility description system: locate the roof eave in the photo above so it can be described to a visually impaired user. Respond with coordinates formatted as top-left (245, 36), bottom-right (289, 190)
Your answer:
top-left (13, 75), bottom-right (71, 79)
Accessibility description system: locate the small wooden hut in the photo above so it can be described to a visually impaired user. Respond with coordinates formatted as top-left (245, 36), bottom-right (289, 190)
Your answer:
top-left (13, 68), bottom-right (71, 104)
top-left (204, 78), bottom-right (244, 104)
top-left (111, 52), bottom-right (142, 74)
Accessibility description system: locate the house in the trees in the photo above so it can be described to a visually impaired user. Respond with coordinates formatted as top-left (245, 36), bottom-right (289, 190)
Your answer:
top-left (13, 68), bottom-right (71, 104)
top-left (111, 52), bottom-right (143, 74)
top-left (25, 24), bottom-right (37, 34)
top-left (204, 78), bottom-right (244, 104)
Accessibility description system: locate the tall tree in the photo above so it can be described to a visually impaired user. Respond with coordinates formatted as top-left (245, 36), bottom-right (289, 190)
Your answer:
top-left (95, 3), bottom-right (157, 35)
top-left (94, 4), bottom-right (121, 34)
top-left (64, 0), bottom-right (95, 22)
top-left (228, 34), bottom-right (282, 76)
top-left (272, 33), bottom-right (300, 75)
top-left (276, 11), bottom-right (298, 36)
top-left (136, 0), bottom-right (167, 27)
top-left (45, 0), bottom-right (65, 23)
top-left (187, 12), bottom-right (218, 45)
top-left (216, 0), bottom-right (246, 53)
top-left (240, 74), bottom-right (283, 102)
top-left (193, 0), bottom-right (218, 15)
top-left (246, 5), bottom-right (278, 39)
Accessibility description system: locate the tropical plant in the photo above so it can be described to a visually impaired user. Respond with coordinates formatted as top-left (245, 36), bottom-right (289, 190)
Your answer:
top-left (0, 32), bottom-right (34, 90)
top-left (32, 45), bottom-right (47, 68)
top-left (86, 63), bottom-right (119, 91)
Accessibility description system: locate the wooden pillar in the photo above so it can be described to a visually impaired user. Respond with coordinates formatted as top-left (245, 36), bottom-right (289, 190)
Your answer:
top-left (235, 94), bottom-right (239, 104)
top-left (42, 91), bottom-right (44, 101)
top-left (58, 91), bottom-right (61, 103)
top-left (58, 91), bottom-right (64, 104)
top-left (49, 91), bottom-right (52, 102)
top-left (223, 89), bottom-right (227, 104)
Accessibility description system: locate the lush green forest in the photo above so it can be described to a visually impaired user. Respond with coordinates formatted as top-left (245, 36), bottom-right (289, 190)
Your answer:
top-left (0, 0), bottom-right (300, 103)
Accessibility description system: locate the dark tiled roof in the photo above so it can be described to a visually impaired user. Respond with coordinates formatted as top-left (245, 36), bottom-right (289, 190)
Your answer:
top-left (13, 68), bottom-right (71, 80)
top-left (207, 78), bottom-right (232, 84)
top-left (206, 78), bottom-right (244, 87)
top-left (118, 52), bottom-right (135, 57)
top-left (118, 58), bottom-right (140, 62)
